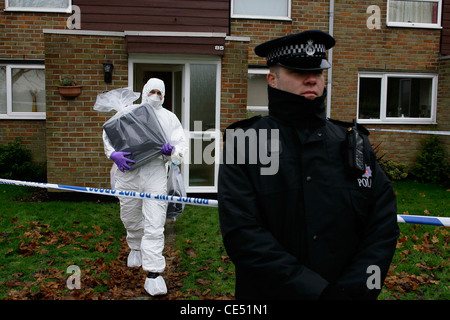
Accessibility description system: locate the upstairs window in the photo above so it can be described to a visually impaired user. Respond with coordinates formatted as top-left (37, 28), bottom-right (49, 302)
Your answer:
top-left (387, 0), bottom-right (442, 29)
top-left (231, 0), bottom-right (291, 21)
top-left (358, 72), bottom-right (437, 124)
top-left (5, 0), bottom-right (71, 13)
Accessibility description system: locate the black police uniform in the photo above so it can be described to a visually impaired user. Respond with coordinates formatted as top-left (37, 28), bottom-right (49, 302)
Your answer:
top-left (218, 30), bottom-right (399, 300)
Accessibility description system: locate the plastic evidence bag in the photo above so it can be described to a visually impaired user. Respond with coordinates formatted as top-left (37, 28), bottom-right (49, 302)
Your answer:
top-left (103, 103), bottom-right (167, 170)
top-left (166, 163), bottom-right (187, 220)
top-left (93, 87), bottom-right (140, 113)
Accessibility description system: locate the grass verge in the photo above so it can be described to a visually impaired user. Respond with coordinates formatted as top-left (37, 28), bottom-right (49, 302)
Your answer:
top-left (0, 181), bottom-right (448, 300)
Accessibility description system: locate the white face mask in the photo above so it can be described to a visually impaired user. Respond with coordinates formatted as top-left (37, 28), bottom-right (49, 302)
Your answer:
top-left (147, 93), bottom-right (163, 109)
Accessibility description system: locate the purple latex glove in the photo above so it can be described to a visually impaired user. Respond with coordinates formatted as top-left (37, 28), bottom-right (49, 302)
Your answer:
top-left (110, 151), bottom-right (135, 172)
top-left (161, 143), bottom-right (174, 156)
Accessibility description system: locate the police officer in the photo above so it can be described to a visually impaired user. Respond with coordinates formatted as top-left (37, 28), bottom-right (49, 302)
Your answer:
top-left (218, 30), bottom-right (399, 300)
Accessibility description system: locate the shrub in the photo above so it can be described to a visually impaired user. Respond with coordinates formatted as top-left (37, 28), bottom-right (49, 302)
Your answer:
top-left (373, 143), bottom-right (408, 181)
top-left (0, 138), bottom-right (47, 182)
top-left (379, 159), bottom-right (409, 181)
top-left (410, 135), bottom-right (449, 186)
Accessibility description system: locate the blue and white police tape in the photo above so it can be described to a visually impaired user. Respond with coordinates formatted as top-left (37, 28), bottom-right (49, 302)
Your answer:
top-left (0, 178), bottom-right (218, 208)
top-left (1, 178), bottom-right (448, 227)
top-left (368, 128), bottom-right (450, 136)
top-left (397, 214), bottom-right (450, 227)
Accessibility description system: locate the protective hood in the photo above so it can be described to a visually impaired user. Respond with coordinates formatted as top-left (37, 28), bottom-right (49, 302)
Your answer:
top-left (142, 78), bottom-right (165, 109)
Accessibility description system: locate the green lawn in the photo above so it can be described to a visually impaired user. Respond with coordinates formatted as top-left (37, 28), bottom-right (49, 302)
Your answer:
top-left (0, 181), bottom-right (448, 300)
top-left (378, 181), bottom-right (449, 300)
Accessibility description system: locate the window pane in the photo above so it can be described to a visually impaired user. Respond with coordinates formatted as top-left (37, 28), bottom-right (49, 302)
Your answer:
top-left (248, 73), bottom-right (268, 107)
top-left (190, 64), bottom-right (216, 131)
top-left (389, 0), bottom-right (438, 24)
top-left (7, 0), bottom-right (69, 8)
top-left (173, 70), bottom-right (182, 121)
top-left (386, 77), bottom-right (432, 118)
top-left (234, 0), bottom-right (288, 17)
top-left (358, 77), bottom-right (381, 119)
top-left (11, 68), bottom-right (46, 113)
top-left (189, 138), bottom-right (215, 187)
top-left (0, 67), bottom-right (6, 114)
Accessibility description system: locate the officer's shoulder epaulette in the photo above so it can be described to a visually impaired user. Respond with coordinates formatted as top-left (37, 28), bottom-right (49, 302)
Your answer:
top-left (226, 115), bottom-right (262, 131)
top-left (327, 118), bottom-right (370, 136)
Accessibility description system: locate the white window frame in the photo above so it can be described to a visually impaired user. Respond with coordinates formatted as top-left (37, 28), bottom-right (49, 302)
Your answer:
top-left (231, 0), bottom-right (292, 21)
top-left (357, 72), bottom-right (438, 125)
top-left (4, 0), bottom-right (72, 13)
top-left (386, 0), bottom-right (442, 29)
top-left (0, 64), bottom-right (46, 120)
top-left (247, 68), bottom-right (269, 115)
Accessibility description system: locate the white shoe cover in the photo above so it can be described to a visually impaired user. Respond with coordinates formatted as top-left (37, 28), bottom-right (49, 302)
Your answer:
top-left (127, 250), bottom-right (142, 267)
top-left (144, 276), bottom-right (167, 296)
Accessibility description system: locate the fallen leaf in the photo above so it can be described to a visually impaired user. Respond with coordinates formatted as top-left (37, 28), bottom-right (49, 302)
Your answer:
top-left (184, 247), bottom-right (196, 257)
top-left (196, 279), bottom-right (211, 286)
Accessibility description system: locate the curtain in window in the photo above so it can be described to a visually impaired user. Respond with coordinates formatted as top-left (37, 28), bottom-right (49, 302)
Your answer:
top-left (389, 0), bottom-right (437, 24)
top-left (234, 0), bottom-right (288, 17)
top-left (0, 67), bottom-right (6, 114)
top-left (7, 0), bottom-right (69, 8)
top-left (11, 69), bottom-right (45, 113)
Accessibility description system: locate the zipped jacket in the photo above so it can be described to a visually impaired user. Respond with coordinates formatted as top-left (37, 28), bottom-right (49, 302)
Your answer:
top-left (218, 86), bottom-right (399, 300)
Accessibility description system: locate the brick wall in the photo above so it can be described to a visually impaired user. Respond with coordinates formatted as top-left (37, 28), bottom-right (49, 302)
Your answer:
top-left (0, 121), bottom-right (47, 163)
top-left (331, 0), bottom-right (443, 165)
top-left (0, 0), bottom-right (67, 60)
top-left (437, 57), bottom-right (450, 156)
top-left (229, 0), bottom-right (447, 166)
top-left (2, 0), bottom-right (448, 187)
top-left (0, 0), bottom-right (67, 165)
top-left (331, 0), bottom-right (441, 119)
top-left (232, 0), bottom-right (331, 66)
top-left (220, 38), bottom-right (249, 131)
top-left (44, 32), bottom-right (128, 188)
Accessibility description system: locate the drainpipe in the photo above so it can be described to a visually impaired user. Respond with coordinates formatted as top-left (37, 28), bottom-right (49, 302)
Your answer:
top-left (327, 0), bottom-right (335, 119)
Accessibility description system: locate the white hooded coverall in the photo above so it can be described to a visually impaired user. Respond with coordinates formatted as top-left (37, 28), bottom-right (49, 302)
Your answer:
top-left (102, 78), bottom-right (188, 274)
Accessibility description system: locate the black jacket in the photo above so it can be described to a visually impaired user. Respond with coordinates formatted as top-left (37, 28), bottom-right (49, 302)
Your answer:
top-left (218, 86), bottom-right (399, 300)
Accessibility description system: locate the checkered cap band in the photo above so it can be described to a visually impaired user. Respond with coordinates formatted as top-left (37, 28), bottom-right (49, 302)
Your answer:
top-left (267, 41), bottom-right (326, 64)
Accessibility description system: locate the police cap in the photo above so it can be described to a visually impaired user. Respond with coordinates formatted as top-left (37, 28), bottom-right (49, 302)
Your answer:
top-left (254, 30), bottom-right (336, 71)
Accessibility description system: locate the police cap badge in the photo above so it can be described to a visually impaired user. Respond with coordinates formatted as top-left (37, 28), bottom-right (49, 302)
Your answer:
top-left (254, 30), bottom-right (336, 71)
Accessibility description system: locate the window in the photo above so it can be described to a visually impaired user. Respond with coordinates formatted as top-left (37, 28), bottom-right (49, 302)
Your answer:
top-left (247, 68), bottom-right (269, 116)
top-left (387, 0), bottom-right (442, 29)
top-left (231, 0), bottom-right (291, 21)
top-left (190, 64), bottom-right (217, 131)
top-left (5, 0), bottom-right (71, 13)
top-left (358, 73), bottom-right (437, 124)
top-left (0, 64), bottom-right (46, 120)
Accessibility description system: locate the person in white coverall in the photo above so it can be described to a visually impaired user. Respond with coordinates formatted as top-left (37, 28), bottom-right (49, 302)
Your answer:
top-left (102, 78), bottom-right (188, 296)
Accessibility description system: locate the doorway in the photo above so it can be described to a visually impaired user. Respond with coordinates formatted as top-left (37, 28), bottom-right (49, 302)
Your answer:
top-left (132, 64), bottom-right (182, 121)
top-left (130, 56), bottom-right (221, 193)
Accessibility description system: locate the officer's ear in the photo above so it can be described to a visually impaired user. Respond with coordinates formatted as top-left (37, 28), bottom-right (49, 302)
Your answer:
top-left (267, 72), bottom-right (277, 88)
top-left (267, 65), bottom-right (281, 88)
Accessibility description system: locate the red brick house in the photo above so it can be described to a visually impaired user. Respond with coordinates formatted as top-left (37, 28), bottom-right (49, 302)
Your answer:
top-left (0, 0), bottom-right (448, 193)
